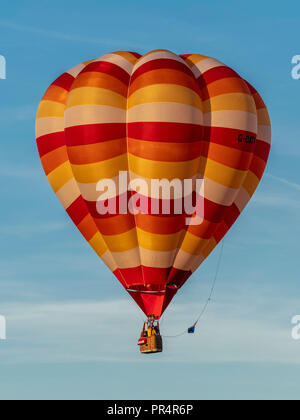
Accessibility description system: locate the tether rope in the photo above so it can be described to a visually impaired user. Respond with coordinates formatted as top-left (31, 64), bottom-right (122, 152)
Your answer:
top-left (161, 239), bottom-right (225, 338)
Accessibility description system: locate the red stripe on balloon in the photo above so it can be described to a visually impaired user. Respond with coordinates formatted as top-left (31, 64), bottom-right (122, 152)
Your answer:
top-left (197, 66), bottom-right (240, 89)
top-left (80, 61), bottom-right (131, 85)
top-left (37, 132), bottom-right (66, 158)
top-left (203, 127), bottom-right (256, 152)
top-left (130, 58), bottom-right (196, 84)
top-left (65, 123), bottom-right (126, 146)
top-left (52, 73), bottom-right (75, 91)
top-left (224, 203), bottom-right (240, 228)
top-left (167, 267), bottom-right (191, 289)
top-left (213, 220), bottom-right (229, 243)
top-left (66, 196), bottom-right (89, 226)
top-left (254, 139), bottom-right (271, 162)
top-left (128, 122), bottom-right (203, 143)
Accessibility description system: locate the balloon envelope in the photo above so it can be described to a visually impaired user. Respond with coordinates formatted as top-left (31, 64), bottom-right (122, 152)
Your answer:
top-left (36, 50), bottom-right (271, 319)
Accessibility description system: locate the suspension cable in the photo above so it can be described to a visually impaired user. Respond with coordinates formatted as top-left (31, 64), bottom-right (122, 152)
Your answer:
top-left (161, 239), bottom-right (225, 338)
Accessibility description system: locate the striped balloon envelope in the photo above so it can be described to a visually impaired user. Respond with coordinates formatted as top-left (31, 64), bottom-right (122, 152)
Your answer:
top-left (36, 50), bottom-right (271, 320)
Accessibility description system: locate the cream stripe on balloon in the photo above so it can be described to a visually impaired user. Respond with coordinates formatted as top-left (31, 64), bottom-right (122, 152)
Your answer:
top-left (110, 248), bottom-right (142, 269)
top-left (56, 178), bottom-right (81, 210)
top-left (35, 117), bottom-right (65, 138)
top-left (110, 248), bottom-right (179, 269)
top-left (127, 102), bottom-right (203, 124)
top-left (201, 177), bottom-right (239, 206)
top-left (139, 248), bottom-right (178, 269)
top-left (234, 186), bottom-right (251, 213)
top-left (132, 50), bottom-right (189, 72)
top-left (203, 110), bottom-right (257, 132)
top-left (67, 63), bottom-right (86, 78)
top-left (65, 105), bottom-right (126, 127)
top-left (190, 58), bottom-right (225, 78)
top-left (257, 125), bottom-right (271, 144)
top-left (93, 53), bottom-right (134, 74)
top-left (101, 250), bottom-right (122, 272)
top-left (172, 249), bottom-right (205, 272)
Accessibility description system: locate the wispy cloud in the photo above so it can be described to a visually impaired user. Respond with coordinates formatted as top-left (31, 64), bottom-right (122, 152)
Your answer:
top-left (251, 173), bottom-right (300, 211)
top-left (265, 173), bottom-right (300, 191)
top-left (252, 191), bottom-right (300, 211)
top-left (0, 163), bottom-right (41, 178)
top-left (0, 221), bottom-right (67, 237)
top-left (0, 295), bottom-right (299, 365)
top-left (0, 105), bottom-right (36, 123)
top-left (0, 20), bottom-right (149, 51)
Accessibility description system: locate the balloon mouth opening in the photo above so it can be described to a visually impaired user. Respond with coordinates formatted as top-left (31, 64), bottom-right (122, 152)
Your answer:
top-left (127, 284), bottom-right (166, 293)
top-left (127, 283), bottom-right (179, 293)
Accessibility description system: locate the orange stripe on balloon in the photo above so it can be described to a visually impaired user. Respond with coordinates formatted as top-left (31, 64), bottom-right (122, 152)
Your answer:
top-left (94, 214), bottom-right (136, 236)
top-left (129, 69), bottom-right (201, 96)
top-left (71, 72), bottom-right (128, 97)
top-left (127, 138), bottom-right (202, 162)
top-left (41, 146), bottom-right (69, 176)
top-left (201, 142), bottom-right (253, 171)
top-left (135, 214), bottom-right (186, 235)
top-left (67, 138), bottom-right (127, 164)
top-left (249, 155), bottom-right (267, 180)
top-left (77, 214), bottom-right (99, 241)
top-left (200, 77), bottom-right (249, 101)
top-left (42, 85), bottom-right (69, 104)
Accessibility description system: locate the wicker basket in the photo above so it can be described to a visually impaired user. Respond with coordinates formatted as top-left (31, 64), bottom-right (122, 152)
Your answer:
top-left (140, 335), bottom-right (163, 354)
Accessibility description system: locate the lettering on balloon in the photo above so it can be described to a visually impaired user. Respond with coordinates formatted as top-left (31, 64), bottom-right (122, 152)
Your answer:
top-left (238, 134), bottom-right (256, 145)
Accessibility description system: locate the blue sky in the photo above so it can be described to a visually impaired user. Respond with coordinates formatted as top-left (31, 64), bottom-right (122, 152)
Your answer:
top-left (0, 0), bottom-right (300, 400)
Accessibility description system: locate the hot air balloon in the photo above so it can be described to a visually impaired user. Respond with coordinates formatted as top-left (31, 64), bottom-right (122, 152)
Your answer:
top-left (36, 50), bottom-right (271, 353)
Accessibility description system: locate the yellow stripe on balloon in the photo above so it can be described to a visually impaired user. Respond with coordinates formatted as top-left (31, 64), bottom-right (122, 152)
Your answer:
top-left (89, 232), bottom-right (109, 257)
top-left (66, 87), bottom-right (127, 109)
top-left (128, 154), bottom-right (200, 180)
top-left (180, 232), bottom-right (212, 256)
top-left (137, 229), bottom-right (185, 252)
top-left (102, 229), bottom-right (139, 253)
top-left (200, 157), bottom-right (246, 189)
top-left (203, 93), bottom-right (256, 114)
top-left (128, 84), bottom-right (203, 110)
top-left (242, 170), bottom-right (260, 197)
top-left (36, 101), bottom-right (65, 118)
top-left (70, 154), bottom-right (128, 183)
top-left (47, 161), bottom-right (74, 193)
